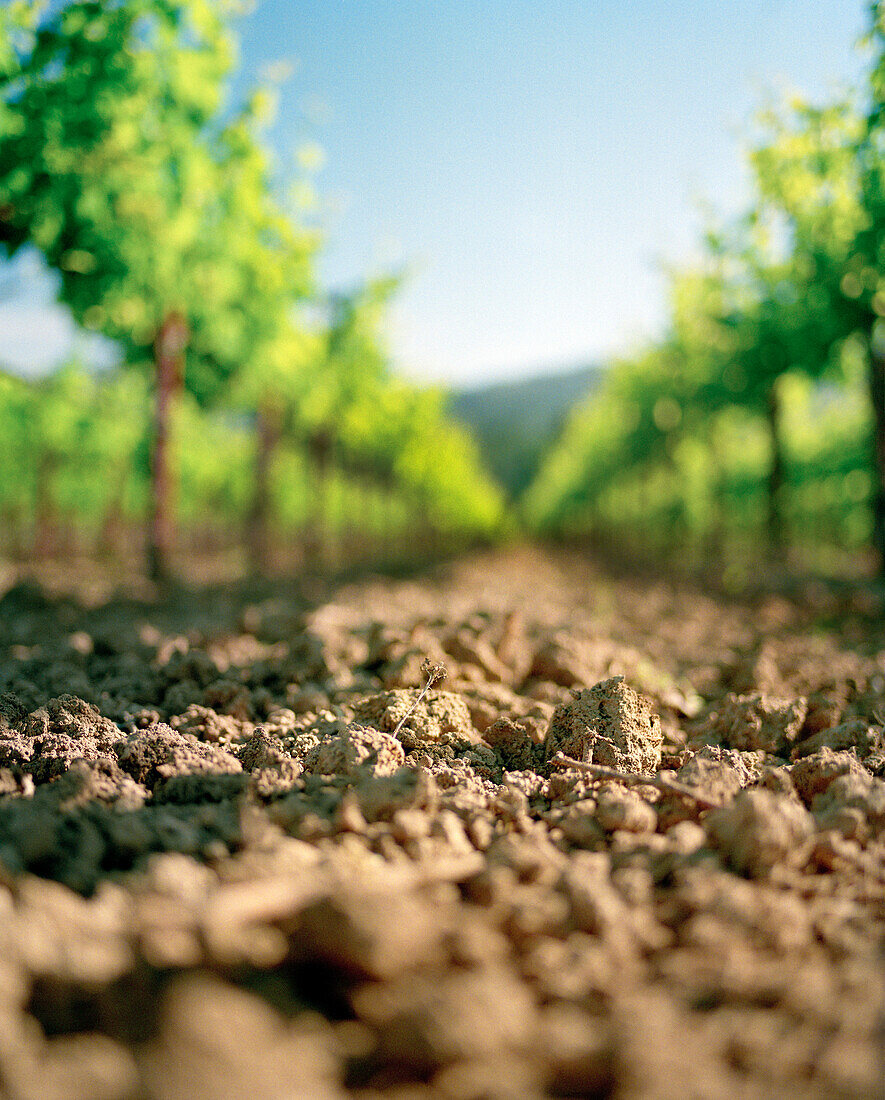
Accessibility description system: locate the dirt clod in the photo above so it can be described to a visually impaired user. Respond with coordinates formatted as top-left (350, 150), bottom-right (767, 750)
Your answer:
top-left (699, 691), bottom-right (808, 753)
top-left (352, 689), bottom-right (474, 751)
top-left (705, 787), bottom-right (815, 877)
top-left (544, 676), bottom-right (663, 773)
top-left (305, 724), bottom-right (406, 777)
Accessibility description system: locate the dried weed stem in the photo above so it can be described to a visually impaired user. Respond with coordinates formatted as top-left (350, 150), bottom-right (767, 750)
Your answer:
top-left (550, 752), bottom-right (723, 809)
top-left (391, 658), bottom-right (448, 738)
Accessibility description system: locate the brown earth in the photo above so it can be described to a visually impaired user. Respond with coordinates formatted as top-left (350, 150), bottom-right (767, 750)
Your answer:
top-left (0, 546), bottom-right (883, 1099)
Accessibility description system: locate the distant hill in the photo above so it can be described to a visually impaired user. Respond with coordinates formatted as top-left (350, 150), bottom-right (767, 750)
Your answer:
top-left (448, 364), bottom-right (602, 498)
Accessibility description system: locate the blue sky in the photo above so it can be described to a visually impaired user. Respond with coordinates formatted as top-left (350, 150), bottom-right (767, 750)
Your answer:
top-left (1, 0), bottom-right (871, 387)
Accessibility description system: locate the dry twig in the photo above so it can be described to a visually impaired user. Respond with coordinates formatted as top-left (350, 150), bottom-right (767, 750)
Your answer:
top-left (549, 752), bottom-right (723, 810)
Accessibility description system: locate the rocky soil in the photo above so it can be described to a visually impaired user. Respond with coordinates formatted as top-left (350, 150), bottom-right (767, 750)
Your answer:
top-left (0, 546), bottom-right (883, 1099)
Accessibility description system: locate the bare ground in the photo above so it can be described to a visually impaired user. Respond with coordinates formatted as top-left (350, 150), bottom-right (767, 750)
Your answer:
top-left (0, 546), bottom-right (883, 1099)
